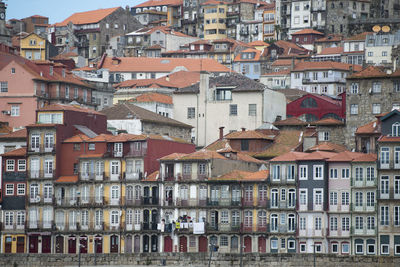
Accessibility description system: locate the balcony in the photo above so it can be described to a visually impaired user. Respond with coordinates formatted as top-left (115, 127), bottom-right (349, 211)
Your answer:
top-left (28, 195), bottom-right (55, 205)
top-left (28, 169), bottom-right (56, 179)
top-left (28, 220), bottom-right (54, 230)
top-left (351, 178), bottom-right (377, 188)
top-left (55, 196), bottom-right (104, 207)
top-left (268, 200), bottom-right (296, 210)
top-left (328, 203), bottom-right (350, 213)
top-left (126, 148), bottom-right (146, 157)
top-left (269, 177), bottom-right (296, 185)
top-left (350, 203), bottom-right (377, 212)
top-left (142, 197), bottom-right (159, 206)
top-left (28, 144), bottom-right (56, 154)
top-left (297, 228), bottom-right (326, 237)
top-left (327, 228), bottom-right (350, 238)
top-left (79, 172), bottom-right (105, 181)
top-left (142, 222), bottom-right (158, 231)
top-left (124, 171), bottom-right (143, 181)
top-left (2, 222), bottom-right (26, 231)
top-left (350, 226), bottom-right (376, 236)
top-left (267, 224), bottom-right (296, 234)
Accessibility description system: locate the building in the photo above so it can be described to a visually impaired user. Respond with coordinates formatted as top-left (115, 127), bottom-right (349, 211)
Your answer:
top-left (290, 29), bottom-right (324, 51)
top-left (262, 2), bottom-right (276, 41)
top-left (0, 1), bottom-right (11, 46)
top-left (233, 48), bottom-right (266, 80)
top-left (100, 103), bottom-right (193, 142)
top-left (342, 32), bottom-right (370, 65)
top-left (202, 1), bottom-right (228, 40)
top-left (20, 32), bottom-right (58, 61)
top-left (345, 66), bottom-right (400, 150)
top-left (127, 93), bottom-right (174, 118)
top-left (260, 69), bottom-right (291, 89)
top-left (173, 72), bottom-right (286, 147)
top-left (365, 30), bottom-right (400, 66)
top-left (1, 148), bottom-right (27, 253)
top-left (21, 15), bottom-right (49, 36)
top-left (0, 52), bottom-right (97, 129)
top-left (50, 7), bottom-right (141, 59)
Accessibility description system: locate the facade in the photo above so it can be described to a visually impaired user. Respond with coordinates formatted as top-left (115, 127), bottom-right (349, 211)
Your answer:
top-left (202, 1), bottom-right (228, 40)
top-left (173, 72), bottom-right (286, 148)
top-left (20, 32), bottom-right (58, 61)
top-left (233, 48), bottom-right (265, 80)
top-left (365, 30), bottom-right (400, 66)
top-left (290, 29), bottom-right (324, 51)
top-left (128, 93), bottom-right (174, 118)
top-left (21, 15), bottom-right (49, 35)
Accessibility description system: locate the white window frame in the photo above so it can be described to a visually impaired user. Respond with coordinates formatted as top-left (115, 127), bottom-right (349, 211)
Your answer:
top-left (313, 165), bottom-right (323, 180)
top-left (299, 165), bottom-right (308, 180)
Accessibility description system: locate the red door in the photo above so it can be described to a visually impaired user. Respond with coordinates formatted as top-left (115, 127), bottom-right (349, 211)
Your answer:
top-left (179, 236), bottom-right (187, 252)
top-left (258, 236), bottom-right (266, 253)
top-left (164, 236), bottom-right (172, 252)
top-left (55, 236), bottom-right (64, 253)
top-left (29, 236), bottom-right (39, 253)
top-left (80, 237), bottom-right (88, 253)
top-left (110, 235), bottom-right (119, 253)
top-left (95, 236), bottom-right (103, 253)
top-left (42, 235), bottom-right (51, 253)
top-left (68, 237), bottom-right (76, 254)
top-left (199, 236), bottom-right (208, 252)
top-left (17, 237), bottom-right (25, 253)
top-left (244, 236), bottom-right (252, 253)
top-left (4, 236), bottom-right (12, 253)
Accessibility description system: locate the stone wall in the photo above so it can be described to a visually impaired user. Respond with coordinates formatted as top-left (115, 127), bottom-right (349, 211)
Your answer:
top-left (2, 253), bottom-right (400, 267)
top-left (142, 122), bottom-right (192, 143)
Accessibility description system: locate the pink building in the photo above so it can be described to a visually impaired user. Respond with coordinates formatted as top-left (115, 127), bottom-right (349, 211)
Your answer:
top-left (0, 51), bottom-right (96, 129)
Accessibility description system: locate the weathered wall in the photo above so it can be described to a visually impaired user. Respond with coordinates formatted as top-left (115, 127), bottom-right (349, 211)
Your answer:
top-left (1, 253), bottom-right (400, 267)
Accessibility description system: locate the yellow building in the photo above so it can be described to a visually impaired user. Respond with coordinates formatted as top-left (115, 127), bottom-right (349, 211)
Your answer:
top-left (20, 32), bottom-right (49, 60)
top-left (203, 1), bottom-right (228, 40)
top-left (262, 3), bottom-right (276, 41)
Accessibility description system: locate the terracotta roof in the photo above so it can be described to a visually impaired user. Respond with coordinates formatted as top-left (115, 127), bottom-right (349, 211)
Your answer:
top-left (314, 34), bottom-right (344, 43)
top-left (299, 151), bottom-right (337, 160)
top-left (63, 134), bottom-right (91, 143)
top-left (352, 153), bottom-right (377, 162)
top-left (274, 117), bottom-right (307, 126)
top-left (130, 92), bottom-right (172, 104)
top-left (291, 29), bottom-right (324, 36)
top-left (307, 142), bottom-right (348, 153)
top-left (327, 151), bottom-right (367, 162)
top-left (293, 61), bottom-right (362, 72)
top-left (1, 147), bottom-right (26, 157)
top-left (314, 118), bottom-right (344, 125)
top-left (202, 0), bottom-right (230, 5)
top-left (0, 128), bottom-right (27, 139)
top-left (271, 59), bottom-right (301, 66)
top-left (134, 0), bottom-right (183, 8)
top-left (180, 150), bottom-right (227, 160)
top-left (274, 40), bottom-right (310, 56)
top-left (378, 136), bottom-right (400, 142)
top-left (344, 32), bottom-right (372, 41)
top-left (159, 152), bottom-right (188, 161)
top-left (54, 7), bottom-right (120, 27)
top-left (225, 130), bottom-right (274, 140)
top-left (38, 104), bottom-right (103, 115)
top-left (234, 48), bottom-right (263, 62)
top-left (213, 169), bottom-right (268, 181)
top-left (347, 65), bottom-right (387, 79)
top-left (204, 139), bottom-right (230, 151)
top-left (101, 103), bottom-right (192, 128)
top-left (356, 120), bottom-right (380, 134)
top-left (270, 151), bottom-right (308, 162)
top-left (248, 40), bottom-right (270, 47)
top-left (236, 152), bottom-right (266, 164)
top-left (143, 171), bottom-right (159, 181)
top-left (99, 57), bottom-right (230, 73)
top-left (253, 130), bottom-right (303, 158)
top-left (261, 69), bottom-right (291, 76)
top-left (317, 46), bottom-right (344, 55)
top-left (55, 175), bottom-right (78, 183)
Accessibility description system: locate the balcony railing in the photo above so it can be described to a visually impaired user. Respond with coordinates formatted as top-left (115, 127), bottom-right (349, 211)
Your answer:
top-left (28, 220), bottom-right (54, 229)
top-left (28, 144), bottom-right (56, 153)
top-left (267, 223), bottom-right (296, 234)
top-left (377, 190), bottom-right (400, 199)
top-left (125, 148), bottom-right (146, 157)
top-left (2, 222), bottom-right (26, 230)
top-left (351, 178), bottom-right (377, 187)
top-left (297, 228), bottom-right (327, 237)
top-left (350, 203), bottom-right (377, 212)
top-left (268, 200), bottom-right (296, 209)
top-left (350, 226), bottom-right (377, 235)
top-left (28, 196), bottom-right (55, 204)
top-left (28, 169), bottom-right (56, 179)
top-left (55, 196), bottom-right (105, 207)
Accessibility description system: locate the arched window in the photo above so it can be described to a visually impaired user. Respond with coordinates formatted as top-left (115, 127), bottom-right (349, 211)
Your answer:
top-left (300, 97), bottom-right (318, 108)
top-left (321, 113), bottom-right (342, 121)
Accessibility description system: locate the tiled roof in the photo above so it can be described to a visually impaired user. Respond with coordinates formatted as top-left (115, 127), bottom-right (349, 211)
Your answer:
top-left (204, 139), bottom-right (230, 151)
top-left (202, 0), bottom-right (230, 5)
top-left (234, 48), bottom-right (263, 62)
top-left (274, 40), bottom-right (310, 56)
top-left (225, 130), bottom-right (274, 140)
top-left (299, 151), bottom-right (337, 160)
top-left (54, 7), bottom-right (120, 26)
top-left (38, 104), bottom-right (103, 115)
top-left (327, 151), bottom-right (367, 162)
top-left (270, 151), bottom-right (308, 162)
top-left (176, 73), bottom-right (265, 94)
top-left (248, 40), bottom-right (270, 47)
top-left (307, 142), bottom-right (348, 153)
top-left (213, 169), bottom-right (268, 181)
top-left (274, 117), bottom-right (307, 126)
top-left (159, 152), bottom-right (188, 161)
top-left (181, 150), bottom-right (227, 160)
top-left (271, 59), bottom-right (301, 66)
top-left (317, 46), bottom-right (344, 55)
top-left (347, 65), bottom-right (387, 79)
top-left (100, 103), bottom-right (192, 128)
top-left (1, 147), bottom-right (26, 157)
top-left (261, 69), bottom-right (291, 76)
top-left (253, 130), bottom-right (303, 158)
top-left (0, 128), bottom-right (27, 139)
top-left (344, 32), bottom-right (372, 41)
top-left (145, 171), bottom-right (159, 181)
top-left (55, 175), bottom-right (78, 183)
top-left (114, 78), bottom-right (176, 89)
top-left (352, 153), bottom-right (377, 162)
top-left (313, 118), bottom-right (344, 125)
top-left (378, 136), bottom-right (400, 142)
top-left (314, 34), bottom-right (344, 43)
top-left (142, 26), bottom-right (197, 38)
top-left (130, 93), bottom-right (172, 104)
top-left (134, 0), bottom-right (183, 8)
top-left (291, 29), bottom-right (324, 35)
top-left (236, 152), bottom-right (266, 164)
top-left (99, 57), bottom-right (230, 73)
top-left (63, 134), bottom-right (91, 143)
top-left (356, 120), bottom-right (380, 134)
top-left (292, 61), bottom-right (362, 72)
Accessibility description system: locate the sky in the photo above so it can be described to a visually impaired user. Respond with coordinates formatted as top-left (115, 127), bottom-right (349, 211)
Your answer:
top-left (5, 0), bottom-right (143, 24)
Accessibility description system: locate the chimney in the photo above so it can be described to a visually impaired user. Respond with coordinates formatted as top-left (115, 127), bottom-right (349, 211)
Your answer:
top-left (241, 127), bottom-right (246, 132)
top-left (219, 127), bottom-right (224, 140)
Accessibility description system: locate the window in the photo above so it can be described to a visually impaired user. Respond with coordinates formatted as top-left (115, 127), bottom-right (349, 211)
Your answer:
top-left (380, 206), bottom-right (389, 225)
top-left (5, 211), bottom-right (14, 227)
top-left (381, 244), bottom-right (389, 255)
top-left (330, 192), bottom-right (338, 205)
top-left (380, 148), bottom-right (390, 166)
top-left (6, 159), bottom-right (15, 171)
top-left (315, 217), bottom-right (322, 230)
top-left (88, 143), bottom-right (95, 150)
top-left (1, 81), bottom-right (8, 92)
top-left (187, 107), bottom-right (195, 119)
top-left (395, 206), bottom-right (400, 226)
top-left (11, 105), bottom-right (20, 116)
top-left (314, 190), bottom-right (323, 206)
top-left (351, 83), bottom-right (359, 94)
top-left (342, 243), bottom-right (349, 254)
top-left (313, 165), bottom-right (323, 180)
top-left (355, 192), bottom-right (363, 207)
top-left (332, 243), bottom-right (338, 253)
top-left (229, 104), bottom-right (237, 116)
top-left (342, 192), bottom-right (349, 205)
top-left (366, 167), bottom-right (375, 181)
top-left (287, 165), bottom-right (295, 180)
top-left (368, 52), bottom-right (373, 57)
top-left (330, 168), bottom-right (338, 179)
top-left (355, 167), bottom-right (363, 181)
top-left (350, 104), bottom-right (358, 115)
top-left (300, 217), bottom-right (306, 230)
top-left (248, 104), bottom-right (256, 116)
top-left (300, 189), bottom-right (307, 205)
top-left (367, 216), bottom-right (375, 230)
top-left (355, 216), bottom-right (364, 230)
top-left (18, 159), bottom-right (26, 171)
top-left (319, 131), bottom-right (329, 141)
top-left (380, 176), bottom-right (389, 195)
top-left (300, 243), bottom-right (306, 252)
top-left (367, 192), bottom-right (375, 207)
top-left (110, 210), bottom-right (119, 226)
top-left (356, 243), bottom-right (364, 254)
top-left (372, 103), bottom-right (381, 114)
top-left (198, 163), bottom-right (206, 175)
top-left (17, 184), bottom-right (25, 195)
top-left (73, 143), bottom-right (80, 151)
top-left (342, 217), bottom-right (350, 231)
top-left (299, 165), bottom-right (308, 180)
top-left (6, 184), bottom-right (14, 195)
top-left (220, 236), bottom-right (228, 246)
top-left (342, 168), bottom-right (350, 179)
top-left (74, 87), bottom-right (78, 99)
top-left (382, 51), bottom-right (387, 56)
top-left (330, 217), bottom-right (338, 231)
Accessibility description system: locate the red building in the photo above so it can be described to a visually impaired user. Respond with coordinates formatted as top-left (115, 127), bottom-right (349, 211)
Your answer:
top-left (291, 29), bottom-right (324, 46)
top-left (286, 93), bottom-right (345, 122)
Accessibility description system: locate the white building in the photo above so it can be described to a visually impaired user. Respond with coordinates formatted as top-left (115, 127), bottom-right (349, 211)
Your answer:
top-left (289, 0), bottom-right (311, 36)
top-left (173, 72), bottom-right (286, 147)
top-left (365, 30), bottom-right (400, 66)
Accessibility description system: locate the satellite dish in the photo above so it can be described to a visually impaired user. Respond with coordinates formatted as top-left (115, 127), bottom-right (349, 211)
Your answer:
top-left (382, 25), bottom-right (390, 33)
top-left (372, 25), bottom-right (381, 32)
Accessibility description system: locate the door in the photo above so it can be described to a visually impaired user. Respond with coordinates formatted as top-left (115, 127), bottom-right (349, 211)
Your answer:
top-left (179, 236), bottom-right (187, 252)
top-left (143, 187), bottom-right (150, 204)
top-left (68, 237), bottom-right (76, 254)
top-left (151, 235), bottom-right (158, 252)
top-left (125, 235), bottom-right (132, 253)
top-left (94, 236), bottom-right (102, 253)
top-left (143, 210), bottom-right (150, 230)
top-left (110, 235), bottom-right (119, 253)
top-left (5, 236), bottom-right (12, 253)
top-left (42, 235), bottom-right (51, 253)
top-left (80, 236), bottom-right (88, 254)
top-left (143, 235), bottom-right (149, 252)
top-left (164, 236), bottom-right (172, 252)
top-left (55, 236), bottom-right (64, 253)
top-left (244, 236), bottom-right (252, 253)
top-left (134, 235), bottom-right (140, 253)
top-left (151, 210), bottom-right (158, 230)
top-left (211, 211), bottom-right (218, 230)
top-left (17, 236), bottom-right (25, 253)
top-left (29, 236), bottom-right (39, 253)
top-left (258, 236), bottom-right (266, 253)
top-left (152, 186), bottom-right (158, 204)
top-left (199, 236), bottom-right (208, 252)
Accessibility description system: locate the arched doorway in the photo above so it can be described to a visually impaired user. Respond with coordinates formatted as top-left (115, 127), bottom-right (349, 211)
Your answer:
top-left (164, 236), bottom-right (172, 252)
top-left (125, 235), bottom-right (132, 253)
top-left (143, 235), bottom-right (149, 252)
top-left (199, 236), bottom-right (208, 252)
top-left (179, 236), bottom-right (187, 252)
top-left (94, 235), bottom-right (103, 254)
top-left (244, 236), bottom-right (252, 253)
top-left (258, 236), bottom-right (266, 253)
top-left (68, 236), bottom-right (76, 254)
top-left (55, 236), bottom-right (64, 253)
top-left (110, 235), bottom-right (119, 253)
top-left (151, 235), bottom-right (158, 252)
